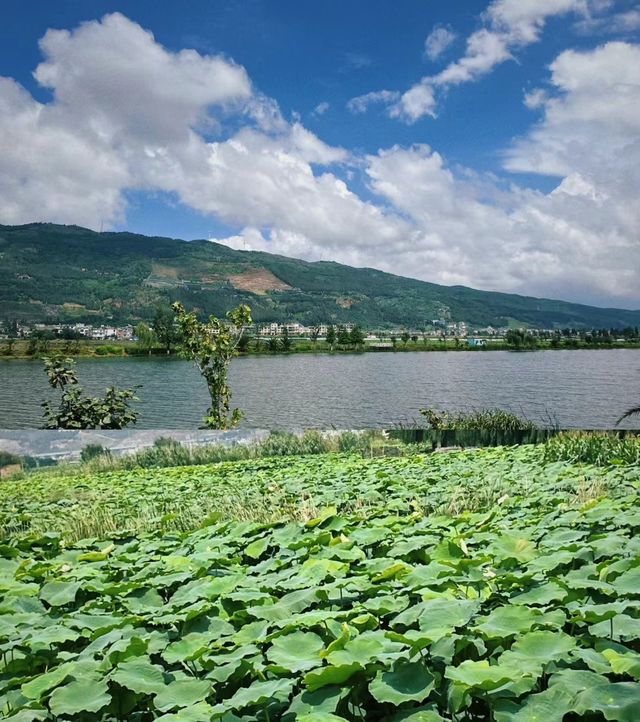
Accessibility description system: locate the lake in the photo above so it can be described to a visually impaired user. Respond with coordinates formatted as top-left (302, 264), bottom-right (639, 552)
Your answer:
top-left (1, 349), bottom-right (639, 430)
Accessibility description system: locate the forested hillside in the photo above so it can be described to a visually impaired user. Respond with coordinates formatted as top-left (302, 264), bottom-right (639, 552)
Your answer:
top-left (2, 223), bottom-right (639, 329)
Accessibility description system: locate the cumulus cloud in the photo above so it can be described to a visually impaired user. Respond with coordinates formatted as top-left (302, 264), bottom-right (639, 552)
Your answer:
top-left (424, 25), bottom-right (457, 61)
top-left (362, 0), bottom-right (610, 122)
top-left (0, 14), bottom-right (639, 307)
top-left (388, 82), bottom-right (437, 121)
top-left (505, 42), bottom-right (640, 179)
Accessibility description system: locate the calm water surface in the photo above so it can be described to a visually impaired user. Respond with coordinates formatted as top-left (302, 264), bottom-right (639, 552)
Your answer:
top-left (1, 350), bottom-right (639, 429)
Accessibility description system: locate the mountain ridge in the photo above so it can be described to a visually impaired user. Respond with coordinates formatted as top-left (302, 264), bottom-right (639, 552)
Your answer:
top-left (1, 222), bottom-right (639, 329)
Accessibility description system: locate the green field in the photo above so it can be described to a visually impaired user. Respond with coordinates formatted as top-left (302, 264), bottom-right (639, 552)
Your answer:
top-left (1, 447), bottom-right (640, 720)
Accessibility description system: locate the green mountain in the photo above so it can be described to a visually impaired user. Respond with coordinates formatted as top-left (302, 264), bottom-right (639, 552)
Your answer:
top-left (1, 222), bottom-right (639, 329)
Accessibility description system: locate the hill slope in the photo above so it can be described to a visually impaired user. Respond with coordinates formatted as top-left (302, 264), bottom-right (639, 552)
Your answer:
top-left (1, 222), bottom-right (639, 329)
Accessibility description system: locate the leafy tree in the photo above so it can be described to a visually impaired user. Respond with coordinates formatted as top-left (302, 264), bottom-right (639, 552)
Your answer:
top-left (172, 301), bottom-right (252, 429)
top-left (280, 326), bottom-right (292, 352)
top-left (41, 356), bottom-right (139, 429)
top-left (310, 326), bottom-right (320, 343)
top-left (237, 333), bottom-right (252, 352)
top-left (135, 323), bottom-right (157, 354)
top-left (349, 326), bottom-right (365, 346)
top-left (401, 331), bottom-right (410, 345)
top-left (326, 325), bottom-right (336, 349)
top-left (505, 329), bottom-right (539, 350)
top-left (153, 305), bottom-right (181, 354)
top-left (4, 319), bottom-right (19, 338)
top-left (411, 334), bottom-right (418, 343)
top-left (337, 326), bottom-right (351, 346)
top-left (267, 336), bottom-right (280, 353)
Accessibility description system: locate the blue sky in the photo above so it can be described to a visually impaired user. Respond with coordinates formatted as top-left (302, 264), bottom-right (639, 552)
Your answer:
top-left (1, 0), bottom-right (639, 306)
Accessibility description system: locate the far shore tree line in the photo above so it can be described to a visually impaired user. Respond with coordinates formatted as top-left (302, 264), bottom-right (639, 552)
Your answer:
top-left (133, 314), bottom-right (368, 355)
top-left (3, 309), bottom-right (639, 360)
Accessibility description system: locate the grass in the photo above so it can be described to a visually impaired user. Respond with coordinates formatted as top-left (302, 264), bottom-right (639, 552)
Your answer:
top-left (543, 431), bottom-right (640, 466)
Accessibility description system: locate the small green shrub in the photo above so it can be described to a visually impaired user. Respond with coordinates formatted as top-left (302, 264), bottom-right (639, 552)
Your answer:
top-left (41, 356), bottom-right (139, 429)
top-left (94, 344), bottom-right (122, 356)
top-left (421, 407), bottom-right (537, 432)
top-left (0, 451), bottom-right (22, 467)
top-left (79, 444), bottom-right (111, 463)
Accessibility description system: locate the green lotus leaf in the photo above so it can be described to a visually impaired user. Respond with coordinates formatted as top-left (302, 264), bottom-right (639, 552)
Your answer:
top-left (372, 561), bottom-right (412, 581)
top-left (111, 657), bottom-right (167, 695)
top-left (510, 581), bottom-right (567, 606)
top-left (25, 626), bottom-right (77, 649)
top-left (295, 714), bottom-right (347, 722)
top-left (326, 630), bottom-right (403, 666)
top-left (2, 710), bottom-right (48, 722)
top-left (226, 678), bottom-right (295, 710)
top-left (155, 701), bottom-right (216, 722)
top-left (304, 663), bottom-right (362, 692)
top-left (508, 630), bottom-right (576, 663)
top-left (369, 661), bottom-right (435, 705)
top-left (493, 686), bottom-right (572, 722)
top-left (22, 659), bottom-right (98, 700)
top-left (418, 598), bottom-right (479, 637)
top-left (162, 633), bottom-right (213, 664)
top-left (490, 535), bottom-right (537, 563)
top-left (572, 682), bottom-right (640, 722)
top-left (601, 648), bottom-right (640, 680)
top-left (474, 605), bottom-right (541, 638)
top-left (286, 685), bottom-right (344, 716)
top-left (154, 679), bottom-right (212, 712)
top-left (589, 614), bottom-right (640, 641)
top-left (445, 660), bottom-right (516, 690)
top-left (267, 630), bottom-right (325, 672)
top-left (305, 506), bottom-right (338, 528)
top-left (244, 537), bottom-right (269, 559)
top-left (547, 669), bottom-right (610, 695)
top-left (39, 581), bottom-right (81, 607)
top-left (391, 708), bottom-right (447, 721)
top-left (610, 566), bottom-right (640, 596)
top-left (48, 677), bottom-right (110, 716)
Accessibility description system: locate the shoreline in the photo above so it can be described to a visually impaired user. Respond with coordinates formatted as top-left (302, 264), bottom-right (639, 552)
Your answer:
top-left (1, 338), bottom-right (640, 360)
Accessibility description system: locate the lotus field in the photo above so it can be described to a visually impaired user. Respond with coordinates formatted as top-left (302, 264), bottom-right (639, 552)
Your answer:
top-left (1, 446), bottom-right (639, 721)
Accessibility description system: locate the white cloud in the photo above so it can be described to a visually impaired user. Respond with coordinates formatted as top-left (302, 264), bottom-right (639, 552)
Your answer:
top-left (0, 14), bottom-right (638, 308)
top-left (388, 82), bottom-right (437, 122)
top-left (361, 0), bottom-right (598, 122)
top-left (424, 25), bottom-right (457, 61)
top-left (523, 88), bottom-right (548, 109)
top-left (505, 42), bottom-right (640, 178)
top-left (312, 101), bottom-right (330, 116)
top-left (347, 89), bottom-right (400, 114)
top-left (574, 7), bottom-right (640, 33)
top-left (35, 12), bottom-right (251, 143)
